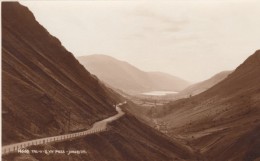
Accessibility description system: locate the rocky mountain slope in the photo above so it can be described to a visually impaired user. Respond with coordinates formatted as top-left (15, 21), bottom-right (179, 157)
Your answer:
top-left (78, 55), bottom-right (190, 94)
top-left (155, 51), bottom-right (260, 161)
top-left (2, 2), bottom-right (121, 145)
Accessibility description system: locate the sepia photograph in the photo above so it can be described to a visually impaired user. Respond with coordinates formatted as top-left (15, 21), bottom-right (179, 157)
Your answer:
top-left (1, 0), bottom-right (260, 161)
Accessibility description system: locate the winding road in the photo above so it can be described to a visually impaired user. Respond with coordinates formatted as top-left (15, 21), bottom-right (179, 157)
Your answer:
top-left (2, 102), bottom-right (126, 155)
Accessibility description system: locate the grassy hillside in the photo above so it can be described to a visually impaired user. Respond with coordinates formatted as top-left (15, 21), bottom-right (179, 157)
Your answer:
top-left (155, 51), bottom-right (260, 161)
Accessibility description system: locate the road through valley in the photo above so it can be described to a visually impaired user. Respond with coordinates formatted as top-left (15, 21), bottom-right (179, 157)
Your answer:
top-left (2, 102), bottom-right (126, 155)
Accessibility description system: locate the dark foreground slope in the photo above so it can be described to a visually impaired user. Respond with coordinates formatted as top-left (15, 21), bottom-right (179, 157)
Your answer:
top-left (156, 51), bottom-right (260, 161)
top-left (2, 2), bottom-right (119, 145)
top-left (3, 113), bottom-right (201, 161)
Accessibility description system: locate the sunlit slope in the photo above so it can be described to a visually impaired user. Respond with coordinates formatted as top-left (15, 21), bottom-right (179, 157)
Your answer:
top-left (156, 51), bottom-right (260, 161)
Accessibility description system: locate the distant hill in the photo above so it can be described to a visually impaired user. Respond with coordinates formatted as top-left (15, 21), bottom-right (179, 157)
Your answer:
top-left (155, 50), bottom-right (260, 161)
top-left (175, 70), bottom-right (232, 99)
top-left (78, 55), bottom-right (190, 94)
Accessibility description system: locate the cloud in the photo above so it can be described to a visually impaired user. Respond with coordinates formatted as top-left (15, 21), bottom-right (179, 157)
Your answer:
top-left (133, 5), bottom-right (188, 31)
top-left (123, 5), bottom-right (190, 41)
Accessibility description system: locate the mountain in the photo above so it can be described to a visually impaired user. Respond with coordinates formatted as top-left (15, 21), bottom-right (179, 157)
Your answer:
top-left (2, 2), bottom-right (121, 145)
top-left (155, 51), bottom-right (260, 161)
top-left (78, 55), bottom-right (190, 94)
top-left (174, 71), bottom-right (232, 99)
top-left (2, 2), bottom-right (200, 161)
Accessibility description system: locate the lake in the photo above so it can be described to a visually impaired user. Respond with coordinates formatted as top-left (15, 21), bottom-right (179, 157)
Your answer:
top-left (141, 91), bottom-right (178, 96)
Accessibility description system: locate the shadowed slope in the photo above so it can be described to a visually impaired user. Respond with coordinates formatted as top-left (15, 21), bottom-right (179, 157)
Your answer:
top-left (2, 2), bottom-right (118, 145)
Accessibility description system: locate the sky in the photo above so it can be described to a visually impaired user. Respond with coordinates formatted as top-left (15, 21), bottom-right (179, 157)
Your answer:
top-left (21, 0), bottom-right (260, 83)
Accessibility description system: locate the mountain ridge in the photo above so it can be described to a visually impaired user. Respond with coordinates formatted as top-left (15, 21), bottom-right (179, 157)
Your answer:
top-left (78, 54), bottom-right (190, 94)
top-left (173, 70), bottom-right (232, 99)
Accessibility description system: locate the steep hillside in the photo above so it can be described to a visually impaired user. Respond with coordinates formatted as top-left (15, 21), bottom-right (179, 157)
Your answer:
top-left (155, 51), bottom-right (260, 161)
top-left (175, 71), bottom-right (232, 99)
top-left (78, 55), bottom-right (189, 94)
top-left (2, 2), bottom-right (119, 145)
top-left (3, 113), bottom-right (201, 161)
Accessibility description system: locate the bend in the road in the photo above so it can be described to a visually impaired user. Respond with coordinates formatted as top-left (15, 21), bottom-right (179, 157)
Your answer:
top-left (2, 101), bottom-right (126, 155)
